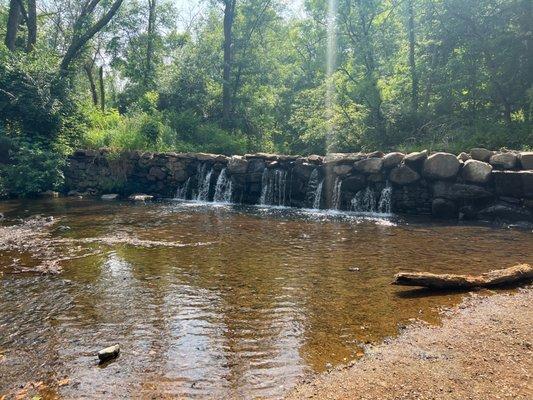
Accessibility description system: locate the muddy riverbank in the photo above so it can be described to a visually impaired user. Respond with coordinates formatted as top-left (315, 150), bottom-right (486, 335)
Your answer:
top-left (287, 287), bottom-right (533, 400)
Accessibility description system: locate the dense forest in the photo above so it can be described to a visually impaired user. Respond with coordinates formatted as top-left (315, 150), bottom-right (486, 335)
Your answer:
top-left (0, 0), bottom-right (531, 195)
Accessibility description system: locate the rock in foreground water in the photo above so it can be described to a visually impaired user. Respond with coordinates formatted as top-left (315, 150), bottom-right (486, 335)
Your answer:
top-left (98, 344), bottom-right (120, 362)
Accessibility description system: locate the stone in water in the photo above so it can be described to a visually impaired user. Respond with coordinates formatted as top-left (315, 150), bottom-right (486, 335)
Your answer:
top-left (98, 344), bottom-right (120, 362)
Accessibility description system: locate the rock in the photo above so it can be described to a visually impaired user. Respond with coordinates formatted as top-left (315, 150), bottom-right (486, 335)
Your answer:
top-left (40, 190), bottom-right (60, 198)
top-left (382, 152), bottom-right (405, 169)
top-left (519, 152), bottom-right (533, 170)
top-left (470, 148), bottom-right (494, 162)
top-left (461, 160), bottom-right (492, 184)
top-left (101, 194), bottom-right (119, 201)
top-left (148, 166), bottom-right (166, 181)
top-left (333, 164), bottom-right (353, 176)
top-left (0, 213), bottom-right (4, 221)
top-left (493, 170), bottom-right (533, 198)
top-left (323, 153), bottom-right (366, 165)
top-left (353, 158), bottom-right (383, 174)
top-left (478, 203), bottom-right (532, 222)
top-left (307, 154), bottom-right (323, 164)
top-left (67, 190), bottom-right (82, 197)
top-left (457, 152), bottom-right (471, 162)
top-left (392, 264), bottom-right (533, 289)
top-left (404, 150), bottom-right (428, 168)
top-left (431, 198), bottom-right (458, 219)
top-left (129, 194), bottom-right (154, 201)
top-left (98, 344), bottom-right (120, 362)
top-left (389, 165), bottom-right (420, 185)
top-left (367, 151), bottom-right (384, 158)
top-left (490, 152), bottom-right (518, 170)
top-left (422, 152), bottom-right (461, 180)
top-left (433, 181), bottom-right (493, 200)
top-left (227, 156), bottom-right (249, 174)
top-left (342, 175), bottom-right (366, 193)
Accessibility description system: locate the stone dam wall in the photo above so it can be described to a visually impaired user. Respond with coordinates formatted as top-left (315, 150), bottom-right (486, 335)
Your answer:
top-left (64, 149), bottom-right (533, 222)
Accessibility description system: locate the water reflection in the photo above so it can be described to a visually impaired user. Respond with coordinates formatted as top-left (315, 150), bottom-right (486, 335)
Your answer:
top-left (0, 198), bottom-right (531, 398)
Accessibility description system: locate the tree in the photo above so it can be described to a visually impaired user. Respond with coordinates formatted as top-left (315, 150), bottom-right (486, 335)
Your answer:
top-left (222, 0), bottom-right (237, 127)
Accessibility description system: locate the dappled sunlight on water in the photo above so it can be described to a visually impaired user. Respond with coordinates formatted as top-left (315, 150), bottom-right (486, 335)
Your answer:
top-left (0, 198), bottom-right (531, 399)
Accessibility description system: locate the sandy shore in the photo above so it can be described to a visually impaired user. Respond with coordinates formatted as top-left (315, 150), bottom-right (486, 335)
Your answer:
top-left (287, 287), bottom-right (532, 400)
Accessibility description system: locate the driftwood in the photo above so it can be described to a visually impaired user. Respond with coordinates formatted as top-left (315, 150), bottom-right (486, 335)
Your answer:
top-left (392, 264), bottom-right (533, 289)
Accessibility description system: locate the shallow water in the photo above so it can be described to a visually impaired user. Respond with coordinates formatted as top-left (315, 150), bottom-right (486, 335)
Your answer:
top-left (0, 198), bottom-right (531, 399)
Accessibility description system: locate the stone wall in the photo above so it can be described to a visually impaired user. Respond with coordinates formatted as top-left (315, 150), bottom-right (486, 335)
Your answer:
top-left (64, 148), bottom-right (533, 222)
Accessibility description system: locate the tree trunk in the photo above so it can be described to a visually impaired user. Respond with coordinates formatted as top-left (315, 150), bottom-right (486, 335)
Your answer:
top-left (26, 0), bottom-right (37, 51)
top-left (222, 0), bottom-right (236, 128)
top-left (99, 66), bottom-right (106, 112)
top-left (5, 0), bottom-right (21, 51)
top-left (145, 0), bottom-right (157, 89)
top-left (406, 0), bottom-right (418, 114)
top-left (84, 62), bottom-right (99, 107)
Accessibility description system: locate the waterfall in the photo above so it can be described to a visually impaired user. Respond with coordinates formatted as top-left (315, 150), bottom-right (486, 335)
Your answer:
top-left (306, 169), bottom-right (324, 209)
top-left (213, 168), bottom-right (233, 203)
top-left (331, 177), bottom-right (342, 210)
top-left (259, 169), bottom-right (288, 206)
top-left (351, 187), bottom-right (377, 213)
top-left (175, 177), bottom-right (191, 200)
top-left (351, 184), bottom-right (393, 214)
top-left (378, 184), bottom-right (392, 214)
top-left (196, 163), bottom-right (214, 202)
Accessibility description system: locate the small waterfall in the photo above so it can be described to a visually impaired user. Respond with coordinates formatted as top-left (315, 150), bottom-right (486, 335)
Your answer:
top-left (351, 187), bottom-right (377, 213)
top-left (378, 184), bottom-right (392, 214)
top-left (196, 163), bottom-right (214, 202)
top-left (259, 169), bottom-right (288, 206)
top-left (306, 169), bottom-right (324, 209)
top-left (213, 168), bottom-right (233, 203)
top-left (331, 177), bottom-right (342, 210)
top-left (351, 184), bottom-right (393, 214)
top-left (175, 177), bottom-right (191, 200)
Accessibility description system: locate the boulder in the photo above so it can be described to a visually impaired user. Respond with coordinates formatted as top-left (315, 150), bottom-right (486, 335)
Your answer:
top-left (39, 190), bottom-right (60, 198)
top-left (470, 148), bottom-right (494, 162)
top-left (493, 170), bottom-right (533, 198)
top-left (333, 164), bottom-right (353, 176)
top-left (478, 203), bottom-right (532, 222)
top-left (342, 175), bottom-right (366, 193)
top-left (389, 165), bottom-right (420, 185)
top-left (353, 158), bottom-right (383, 174)
top-left (404, 150), bottom-right (428, 167)
top-left (367, 151), bottom-right (384, 158)
top-left (457, 152), bottom-right (471, 162)
top-left (490, 152), bottom-right (518, 170)
top-left (461, 159), bottom-right (492, 184)
top-left (148, 166), bottom-right (166, 181)
top-left (422, 152), bottom-right (461, 180)
top-left (307, 154), bottom-right (323, 164)
top-left (382, 152), bottom-right (405, 168)
top-left (323, 153), bottom-right (366, 165)
top-left (431, 198), bottom-right (458, 219)
top-left (519, 152), bottom-right (533, 170)
top-left (101, 194), bottom-right (119, 201)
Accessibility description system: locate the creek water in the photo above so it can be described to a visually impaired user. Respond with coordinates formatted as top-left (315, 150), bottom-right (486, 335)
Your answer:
top-left (0, 198), bottom-right (531, 399)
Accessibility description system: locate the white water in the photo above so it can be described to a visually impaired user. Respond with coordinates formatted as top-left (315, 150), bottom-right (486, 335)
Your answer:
top-left (260, 169), bottom-right (289, 206)
top-left (351, 184), bottom-right (393, 214)
top-left (213, 168), bottom-right (233, 203)
top-left (306, 169), bottom-right (324, 209)
top-left (331, 177), bottom-right (342, 209)
top-left (378, 184), bottom-right (392, 214)
top-left (175, 177), bottom-right (191, 200)
top-left (196, 163), bottom-right (214, 202)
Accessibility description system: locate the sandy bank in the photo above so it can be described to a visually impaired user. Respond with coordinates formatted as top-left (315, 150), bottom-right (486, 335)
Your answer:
top-left (287, 287), bottom-right (533, 400)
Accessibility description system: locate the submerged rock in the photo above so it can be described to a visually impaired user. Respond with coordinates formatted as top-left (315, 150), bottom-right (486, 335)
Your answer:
top-left (98, 344), bottom-right (120, 362)
top-left (101, 194), bottom-right (119, 201)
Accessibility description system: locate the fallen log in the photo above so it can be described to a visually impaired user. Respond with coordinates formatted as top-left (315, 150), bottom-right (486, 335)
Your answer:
top-left (392, 264), bottom-right (533, 289)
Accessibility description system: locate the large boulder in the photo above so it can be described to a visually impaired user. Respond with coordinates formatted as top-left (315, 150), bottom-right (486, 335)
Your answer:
top-left (323, 153), bottom-right (366, 165)
top-left (382, 152), bottom-right (405, 169)
top-left (404, 150), bottom-right (428, 168)
top-left (519, 152), bottom-right (533, 170)
top-left (422, 152), bottom-right (461, 180)
top-left (478, 203), bottom-right (532, 222)
top-left (431, 198), bottom-right (458, 219)
top-left (333, 164), bottom-right (353, 176)
top-left (489, 152), bottom-right (518, 170)
top-left (461, 159), bottom-right (492, 184)
top-left (342, 174), bottom-right (366, 193)
top-left (389, 164), bottom-right (420, 185)
top-left (470, 148), bottom-right (494, 162)
top-left (353, 158), bottom-right (383, 174)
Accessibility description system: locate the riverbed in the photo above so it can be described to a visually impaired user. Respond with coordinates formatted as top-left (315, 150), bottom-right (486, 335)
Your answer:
top-left (0, 198), bottom-right (532, 399)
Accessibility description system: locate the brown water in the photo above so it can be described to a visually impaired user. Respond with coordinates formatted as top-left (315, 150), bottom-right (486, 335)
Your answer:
top-left (0, 199), bottom-right (531, 399)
